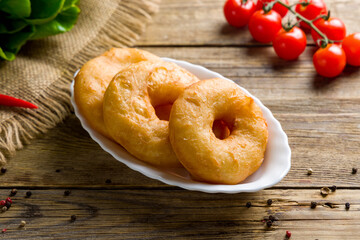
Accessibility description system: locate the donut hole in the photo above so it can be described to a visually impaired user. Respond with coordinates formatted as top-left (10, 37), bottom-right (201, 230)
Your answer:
top-left (154, 104), bottom-right (173, 121)
top-left (212, 119), bottom-right (232, 140)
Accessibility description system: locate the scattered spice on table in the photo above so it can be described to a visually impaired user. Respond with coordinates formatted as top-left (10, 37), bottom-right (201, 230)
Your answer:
top-left (10, 189), bottom-right (17, 196)
top-left (0, 94), bottom-right (38, 109)
top-left (19, 221), bottom-right (26, 228)
top-left (267, 199), bottom-right (273, 206)
top-left (25, 191), bottom-right (32, 198)
top-left (311, 201), bottom-right (317, 209)
top-left (64, 190), bottom-right (71, 196)
top-left (352, 168), bottom-right (357, 174)
top-left (307, 168), bottom-right (313, 175)
top-left (246, 202), bottom-right (252, 208)
top-left (345, 202), bottom-right (350, 210)
top-left (105, 179), bottom-right (112, 184)
top-left (286, 230), bottom-right (292, 238)
top-left (320, 187), bottom-right (330, 197)
top-left (1, 167), bottom-right (7, 174)
top-left (329, 185), bottom-right (337, 192)
top-left (71, 215), bottom-right (77, 222)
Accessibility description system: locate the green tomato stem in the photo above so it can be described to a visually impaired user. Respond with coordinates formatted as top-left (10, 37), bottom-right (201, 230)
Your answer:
top-left (274, 0), bottom-right (332, 46)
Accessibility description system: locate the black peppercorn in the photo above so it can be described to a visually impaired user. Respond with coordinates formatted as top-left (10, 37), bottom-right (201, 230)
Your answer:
top-left (10, 189), bottom-right (17, 197)
top-left (26, 191), bottom-right (32, 198)
top-left (64, 190), bottom-right (71, 196)
top-left (329, 185), bottom-right (337, 192)
top-left (55, 169), bottom-right (61, 173)
top-left (5, 202), bottom-right (11, 209)
top-left (105, 179), bottom-right (112, 184)
top-left (311, 201), bottom-right (317, 209)
top-left (269, 215), bottom-right (278, 222)
top-left (1, 167), bottom-right (7, 174)
top-left (266, 220), bottom-right (272, 227)
top-left (246, 202), bottom-right (252, 208)
top-left (345, 202), bottom-right (350, 210)
top-left (352, 168), bottom-right (357, 174)
top-left (70, 215), bottom-right (77, 222)
top-left (267, 199), bottom-right (273, 206)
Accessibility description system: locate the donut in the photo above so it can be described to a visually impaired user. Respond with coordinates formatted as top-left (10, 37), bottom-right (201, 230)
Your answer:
top-left (103, 61), bottom-right (200, 167)
top-left (74, 48), bottom-right (161, 138)
top-left (169, 78), bottom-right (268, 184)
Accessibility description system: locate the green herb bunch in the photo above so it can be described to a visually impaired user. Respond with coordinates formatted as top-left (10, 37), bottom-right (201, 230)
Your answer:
top-left (0, 0), bottom-right (80, 61)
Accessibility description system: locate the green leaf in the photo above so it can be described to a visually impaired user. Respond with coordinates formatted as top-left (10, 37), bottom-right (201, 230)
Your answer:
top-left (30, 5), bottom-right (80, 40)
top-left (0, 0), bottom-right (31, 18)
top-left (25, 0), bottom-right (65, 25)
top-left (63, 0), bottom-right (80, 10)
top-left (0, 17), bottom-right (28, 34)
top-left (0, 47), bottom-right (15, 61)
top-left (0, 25), bottom-right (35, 54)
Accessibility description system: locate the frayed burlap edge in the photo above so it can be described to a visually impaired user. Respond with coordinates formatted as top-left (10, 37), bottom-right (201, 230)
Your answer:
top-left (0, 0), bottom-right (160, 165)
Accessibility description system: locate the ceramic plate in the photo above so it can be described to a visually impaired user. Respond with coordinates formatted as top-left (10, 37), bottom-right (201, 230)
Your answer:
top-left (70, 58), bottom-right (291, 193)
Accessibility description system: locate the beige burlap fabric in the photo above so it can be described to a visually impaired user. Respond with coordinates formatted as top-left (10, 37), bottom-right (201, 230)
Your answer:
top-left (0, 0), bottom-right (160, 165)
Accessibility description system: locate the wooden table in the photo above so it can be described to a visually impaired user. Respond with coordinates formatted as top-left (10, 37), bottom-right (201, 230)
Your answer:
top-left (2, 0), bottom-right (360, 238)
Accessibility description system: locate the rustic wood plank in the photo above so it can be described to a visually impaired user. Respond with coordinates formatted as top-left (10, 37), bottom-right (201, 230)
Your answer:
top-left (0, 189), bottom-right (359, 239)
top-left (3, 47), bottom-right (359, 188)
top-left (138, 0), bottom-right (360, 46)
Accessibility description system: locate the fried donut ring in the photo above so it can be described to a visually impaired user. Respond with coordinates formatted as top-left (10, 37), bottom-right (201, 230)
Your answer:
top-left (169, 78), bottom-right (268, 184)
top-left (74, 48), bottom-right (160, 138)
top-left (103, 61), bottom-right (199, 167)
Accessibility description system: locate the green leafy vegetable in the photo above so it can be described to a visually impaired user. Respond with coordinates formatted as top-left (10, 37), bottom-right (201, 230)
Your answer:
top-left (0, 0), bottom-right (80, 61)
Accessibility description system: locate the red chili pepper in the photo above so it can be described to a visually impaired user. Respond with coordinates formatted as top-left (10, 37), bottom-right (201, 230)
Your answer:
top-left (0, 94), bottom-right (38, 109)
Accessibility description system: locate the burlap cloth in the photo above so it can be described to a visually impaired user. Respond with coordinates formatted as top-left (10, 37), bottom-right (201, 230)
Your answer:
top-left (0, 0), bottom-right (160, 165)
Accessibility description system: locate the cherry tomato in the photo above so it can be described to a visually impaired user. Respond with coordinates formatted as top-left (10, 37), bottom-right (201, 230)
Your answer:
top-left (248, 10), bottom-right (282, 43)
top-left (295, 0), bottom-right (327, 30)
top-left (342, 33), bottom-right (360, 66)
top-left (224, 0), bottom-right (257, 27)
top-left (273, 27), bottom-right (307, 60)
top-left (311, 17), bottom-right (346, 46)
top-left (313, 44), bottom-right (346, 77)
top-left (256, 0), bottom-right (289, 18)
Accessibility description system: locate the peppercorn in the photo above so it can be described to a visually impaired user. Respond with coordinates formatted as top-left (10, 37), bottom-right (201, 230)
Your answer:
top-left (267, 199), bottom-right (273, 206)
top-left (105, 179), bottom-right (112, 184)
top-left (345, 202), bottom-right (350, 210)
top-left (5, 201), bottom-right (11, 209)
top-left (10, 188), bottom-right (17, 196)
top-left (1, 206), bottom-right (7, 212)
top-left (70, 215), bottom-right (77, 222)
top-left (0, 200), bottom-right (5, 206)
top-left (1, 167), bottom-right (7, 174)
top-left (329, 185), bottom-right (337, 192)
top-left (26, 191), bottom-right (32, 198)
top-left (6, 197), bottom-right (12, 204)
top-left (352, 168), bottom-right (357, 174)
top-left (310, 201), bottom-right (317, 209)
top-left (19, 220), bottom-right (26, 228)
top-left (246, 202), bottom-right (252, 208)
top-left (1, 229), bottom-right (6, 233)
top-left (286, 230), bottom-right (292, 238)
top-left (320, 187), bottom-right (330, 196)
top-left (266, 220), bottom-right (272, 227)
top-left (55, 169), bottom-right (61, 173)
top-left (307, 168), bottom-right (313, 175)
top-left (269, 215), bottom-right (278, 222)
top-left (64, 190), bottom-right (71, 196)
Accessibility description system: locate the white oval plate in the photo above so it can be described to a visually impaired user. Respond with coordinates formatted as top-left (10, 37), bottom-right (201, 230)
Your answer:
top-left (70, 57), bottom-right (291, 193)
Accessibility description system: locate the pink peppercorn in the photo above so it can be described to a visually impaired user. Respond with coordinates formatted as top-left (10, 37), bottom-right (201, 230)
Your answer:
top-left (1, 229), bottom-right (6, 233)
top-left (5, 197), bottom-right (12, 204)
top-left (0, 200), bottom-right (5, 206)
top-left (286, 231), bottom-right (291, 238)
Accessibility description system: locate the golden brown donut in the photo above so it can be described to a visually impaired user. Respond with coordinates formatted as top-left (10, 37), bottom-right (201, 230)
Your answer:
top-left (169, 78), bottom-right (268, 184)
top-left (103, 61), bottom-right (200, 167)
top-left (74, 48), bottom-right (161, 138)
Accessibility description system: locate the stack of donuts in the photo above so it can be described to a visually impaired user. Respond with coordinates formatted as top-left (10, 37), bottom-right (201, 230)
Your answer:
top-left (74, 48), bottom-right (268, 185)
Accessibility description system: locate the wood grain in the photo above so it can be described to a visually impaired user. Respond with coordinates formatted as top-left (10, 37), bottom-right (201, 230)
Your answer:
top-left (137, 0), bottom-right (360, 46)
top-left (0, 189), bottom-right (359, 239)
